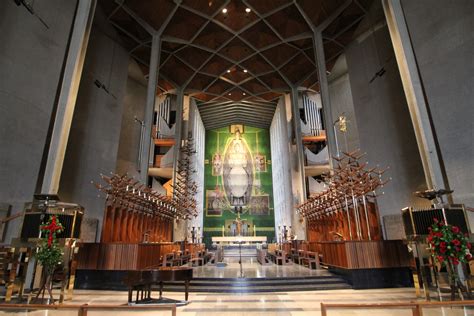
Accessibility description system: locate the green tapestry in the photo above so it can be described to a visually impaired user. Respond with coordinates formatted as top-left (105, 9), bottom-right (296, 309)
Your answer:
top-left (203, 125), bottom-right (275, 246)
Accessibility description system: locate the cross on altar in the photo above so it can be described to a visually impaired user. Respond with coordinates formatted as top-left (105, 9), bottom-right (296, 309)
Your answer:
top-left (41, 216), bottom-right (62, 247)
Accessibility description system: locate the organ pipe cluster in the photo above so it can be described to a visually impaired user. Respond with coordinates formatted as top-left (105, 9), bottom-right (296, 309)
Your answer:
top-left (297, 150), bottom-right (390, 240)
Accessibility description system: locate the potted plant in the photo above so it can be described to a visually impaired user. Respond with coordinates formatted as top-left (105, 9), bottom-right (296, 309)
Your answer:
top-left (35, 215), bottom-right (63, 303)
top-left (427, 218), bottom-right (472, 300)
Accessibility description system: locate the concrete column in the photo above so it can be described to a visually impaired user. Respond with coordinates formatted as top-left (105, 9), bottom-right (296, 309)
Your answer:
top-left (41, 0), bottom-right (96, 194)
top-left (290, 87), bottom-right (307, 201)
top-left (172, 88), bottom-right (184, 195)
top-left (172, 89), bottom-right (186, 241)
top-left (382, 0), bottom-right (447, 190)
top-left (140, 34), bottom-right (161, 184)
top-left (313, 32), bottom-right (338, 163)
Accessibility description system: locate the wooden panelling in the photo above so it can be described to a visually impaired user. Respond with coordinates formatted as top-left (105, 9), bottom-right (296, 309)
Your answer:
top-left (77, 243), bottom-right (181, 270)
top-left (307, 240), bottom-right (410, 269)
top-left (307, 202), bottom-right (381, 242)
top-left (101, 206), bottom-right (173, 243)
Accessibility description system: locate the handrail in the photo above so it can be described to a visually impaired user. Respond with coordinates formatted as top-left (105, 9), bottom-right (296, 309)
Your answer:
top-left (0, 303), bottom-right (177, 316)
top-left (321, 300), bottom-right (474, 316)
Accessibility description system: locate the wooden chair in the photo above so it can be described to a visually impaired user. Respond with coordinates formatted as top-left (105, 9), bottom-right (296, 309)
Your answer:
top-left (0, 247), bottom-right (30, 302)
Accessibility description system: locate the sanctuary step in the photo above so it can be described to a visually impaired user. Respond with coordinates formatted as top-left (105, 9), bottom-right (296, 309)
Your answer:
top-left (159, 275), bottom-right (351, 293)
top-left (222, 245), bottom-right (257, 257)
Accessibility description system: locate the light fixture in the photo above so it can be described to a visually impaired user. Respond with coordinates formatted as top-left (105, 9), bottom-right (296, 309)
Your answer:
top-left (228, 93), bottom-right (232, 96)
top-left (227, 69), bottom-right (231, 73)
top-left (245, 8), bottom-right (251, 13)
top-left (243, 69), bottom-right (248, 73)
top-left (222, 8), bottom-right (227, 14)
top-left (242, 92), bottom-right (246, 96)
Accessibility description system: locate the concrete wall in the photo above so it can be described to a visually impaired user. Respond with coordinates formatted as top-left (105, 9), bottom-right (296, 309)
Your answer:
top-left (401, 0), bottom-right (474, 225)
top-left (59, 10), bottom-right (129, 241)
top-left (115, 61), bottom-right (147, 179)
top-left (0, 0), bottom-right (77, 241)
top-left (328, 55), bottom-right (360, 153)
top-left (345, 24), bottom-right (429, 228)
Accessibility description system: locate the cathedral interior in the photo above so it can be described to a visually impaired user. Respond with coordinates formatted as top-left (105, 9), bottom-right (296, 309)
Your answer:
top-left (0, 0), bottom-right (473, 315)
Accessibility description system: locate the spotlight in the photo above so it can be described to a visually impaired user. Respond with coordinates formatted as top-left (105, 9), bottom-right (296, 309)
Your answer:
top-left (227, 69), bottom-right (231, 73)
top-left (243, 69), bottom-right (248, 73)
top-left (242, 92), bottom-right (246, 95)
top-left (222, 8), bottom-right (227, 14)
top-left (245, 8), bottom-right (251, 13)
top-left (228, 93), bottom-right (232, 96)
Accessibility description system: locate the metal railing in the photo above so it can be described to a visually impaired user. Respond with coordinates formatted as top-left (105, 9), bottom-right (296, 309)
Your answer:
top-left (321, 300), bottom-right (474, 316)
top-left (0, 303), bottom-right (176, 316)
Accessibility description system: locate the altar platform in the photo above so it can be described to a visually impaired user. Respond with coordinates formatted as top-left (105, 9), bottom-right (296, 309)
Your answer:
top-left (211, 236), bottom-right (267, 243)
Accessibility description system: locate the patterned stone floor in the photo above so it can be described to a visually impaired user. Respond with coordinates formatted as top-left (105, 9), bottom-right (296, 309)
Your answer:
top-left (1, 288), bottom-right (473, 315)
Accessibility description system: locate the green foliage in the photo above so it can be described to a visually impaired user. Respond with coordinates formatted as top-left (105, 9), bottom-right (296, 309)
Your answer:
top-left (35, 215), bottom-right (64, 274)
top-left (427, 218), bottom-right (472, 266)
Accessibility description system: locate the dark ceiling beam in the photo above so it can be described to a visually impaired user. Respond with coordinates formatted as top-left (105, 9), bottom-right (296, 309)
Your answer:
top-left (201, 111), bottom-right (273, 123)
top-left (163, 43), bottom-right (272, 104)
top-left (327, 14), bottom-right (365, 41)
top-left (199, 107), bottom-right (276, 117)
top-left (197, 99), bottom-right (277, 107)
top-left (175, 1), bottom-right (311, 97)
top-left (204, 120), bottom-right (269, 130)
top-left (179, 1), bottom-right (282, 92)
top-left (205, 8), bottom-right (293, 88)
top-left (296, 68), bottom-right (317, 87)
top-left (201, 109), bottom-right (273, 118)
top-left (203, 117), bottom-right (272, 125)
top-left (199, 103), bottom-right (276, 112)
top-left (317, 0), bottom-right (354, 32)
top-left (242, 0), bottom-right (314, 60)
top-left (113, 0), bottom-right (155, 35)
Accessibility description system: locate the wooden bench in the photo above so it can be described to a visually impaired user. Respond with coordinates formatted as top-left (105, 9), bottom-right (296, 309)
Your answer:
top-left (207, 248), bottom-right (223, 265)
top-left (162, 253), bottom-right (175, 267)
top-left (273, 250), bottom-right (292, 265)
top-left (300, 251), bottom-right (320, 269)
top-left (257, 249), bottom-right (272, 265)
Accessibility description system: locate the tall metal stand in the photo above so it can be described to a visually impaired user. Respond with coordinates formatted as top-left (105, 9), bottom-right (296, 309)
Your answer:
top-left (238, 241), bottom-right (244, 279)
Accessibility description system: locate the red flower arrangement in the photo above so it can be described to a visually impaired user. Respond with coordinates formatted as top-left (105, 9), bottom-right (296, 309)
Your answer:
top-left (427, 218), bottom-right (472, 266)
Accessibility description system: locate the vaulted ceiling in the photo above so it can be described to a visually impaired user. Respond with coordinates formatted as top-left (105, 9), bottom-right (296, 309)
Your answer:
top-left (100, 0), bottom-right (373, 129)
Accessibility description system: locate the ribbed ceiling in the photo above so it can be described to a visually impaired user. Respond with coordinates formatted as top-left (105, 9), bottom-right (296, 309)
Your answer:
top-left (100, 0), bottom-right (373, 129)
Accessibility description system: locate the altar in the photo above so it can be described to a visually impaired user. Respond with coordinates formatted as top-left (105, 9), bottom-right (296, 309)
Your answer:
top-left (212, 236), bottom-right (267, 244)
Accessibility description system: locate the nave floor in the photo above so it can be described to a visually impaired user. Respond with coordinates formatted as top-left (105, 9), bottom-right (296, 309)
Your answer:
top-left (2, 288), bottom-right (473, 315)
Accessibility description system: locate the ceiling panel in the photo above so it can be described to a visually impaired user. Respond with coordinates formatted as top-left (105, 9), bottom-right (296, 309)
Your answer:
top-left (101, 0), bottom-right (372, 129)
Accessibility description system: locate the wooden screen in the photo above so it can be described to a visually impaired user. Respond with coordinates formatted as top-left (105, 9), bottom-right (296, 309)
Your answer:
top-left (101, 205), bottom-right (173, 243)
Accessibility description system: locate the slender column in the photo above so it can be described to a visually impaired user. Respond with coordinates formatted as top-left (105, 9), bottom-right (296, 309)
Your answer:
top-left (382, 0), bottom-right (446, 190)
top-left (41, 0), bottom-right (96, 194)
top-left (282, 106), bottom-right (294, 229)
top-left (140, 34), bottom-right (161, 183)
top-left (172, 88), bottom-right (184, 196)
top-left (290, 87), bottom-right (307, 201)
top-left (313, 32), bottom-right (338, 163)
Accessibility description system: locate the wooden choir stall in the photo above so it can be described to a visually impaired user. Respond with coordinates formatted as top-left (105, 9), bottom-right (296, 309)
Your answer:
top-left (75, 174), bottom-right (200, 303)
top-left (298, 151), bottom-right (413, 289)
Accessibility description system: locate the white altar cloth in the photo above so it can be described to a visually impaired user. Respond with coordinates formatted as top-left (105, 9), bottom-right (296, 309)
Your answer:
top-left (212, 236), bottom-right (267, 243)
